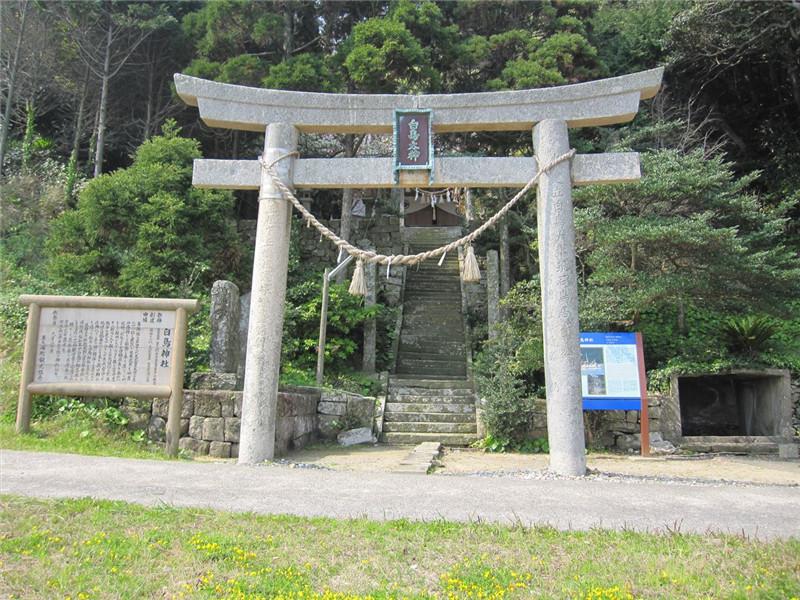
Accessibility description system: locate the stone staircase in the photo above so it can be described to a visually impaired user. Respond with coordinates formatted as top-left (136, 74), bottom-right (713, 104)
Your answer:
top-left (381, 227), bottom-right (479, 445)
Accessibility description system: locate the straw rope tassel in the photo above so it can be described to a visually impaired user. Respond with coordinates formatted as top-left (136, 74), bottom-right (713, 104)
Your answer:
top-left (462, 245), bottom-right (481, 283)
top-left (348, 259), bottom-right (367, 296)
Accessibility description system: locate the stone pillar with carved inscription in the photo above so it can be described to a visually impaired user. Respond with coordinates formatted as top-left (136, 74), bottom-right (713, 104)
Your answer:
top-left (533, 119), bottom-right (587, 476)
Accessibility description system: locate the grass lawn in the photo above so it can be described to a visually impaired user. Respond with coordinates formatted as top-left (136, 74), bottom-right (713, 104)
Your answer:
top-left (1, 496), bottom-right (798, 600)
top-left (0, 340), bottom-right (175, 461)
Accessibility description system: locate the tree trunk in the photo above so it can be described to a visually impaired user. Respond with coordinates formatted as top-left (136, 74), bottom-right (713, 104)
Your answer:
top-left (66, 66), bottom-right (90, 204)
top-left (677, 297), bottom-right (687, 336)
top-left (93, 18), bottom-right (113, 177)
top-left (283, 3), bottom-right (294, 57)
top-left (142, 56), bottom-right (154, 143)
top-left (0, 0), bottom-right (29, 178)
top-left (335, 134), bottom-right (355, 283)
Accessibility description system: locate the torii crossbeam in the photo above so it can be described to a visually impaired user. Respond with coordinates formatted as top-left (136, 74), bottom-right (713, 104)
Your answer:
top-left (176, 68), bottom-right (663, 476)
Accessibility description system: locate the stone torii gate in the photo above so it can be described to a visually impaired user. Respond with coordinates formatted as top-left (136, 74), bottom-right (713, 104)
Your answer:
top-left (175, 68), bottom-right (663, 476)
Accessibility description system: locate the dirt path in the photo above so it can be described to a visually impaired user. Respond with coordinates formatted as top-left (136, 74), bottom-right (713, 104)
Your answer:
top-left (284, 444), bottom-right (800, 486)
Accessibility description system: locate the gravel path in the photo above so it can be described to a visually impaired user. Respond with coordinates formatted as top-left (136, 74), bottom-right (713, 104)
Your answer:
top-left (2, 449), bottom-right (799, 540)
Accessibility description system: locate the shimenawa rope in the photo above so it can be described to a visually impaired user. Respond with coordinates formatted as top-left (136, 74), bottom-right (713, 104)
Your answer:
top-left (258, 148), bottom-right (576, 293)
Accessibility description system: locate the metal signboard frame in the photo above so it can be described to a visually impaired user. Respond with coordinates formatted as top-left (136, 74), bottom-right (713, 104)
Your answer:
top-left (580, 331), bottom-right (650, 456)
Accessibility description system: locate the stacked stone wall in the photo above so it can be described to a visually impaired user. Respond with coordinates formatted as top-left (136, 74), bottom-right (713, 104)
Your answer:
top-left (523, 393), bottom-right (667, 452)
top-left (124, 386), bottom-right (377, 456)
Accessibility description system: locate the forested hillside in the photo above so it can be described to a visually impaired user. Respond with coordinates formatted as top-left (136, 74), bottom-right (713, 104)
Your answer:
top-left (2, 0), bottom-right (799, 413)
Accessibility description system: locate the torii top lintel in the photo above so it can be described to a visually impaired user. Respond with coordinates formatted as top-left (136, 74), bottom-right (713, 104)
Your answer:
top-left (174, 68), bottom-right (663, 135)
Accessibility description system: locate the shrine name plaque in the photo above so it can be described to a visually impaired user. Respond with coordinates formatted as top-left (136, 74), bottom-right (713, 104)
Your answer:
top-left (393, 109), bottom-right (433, 180)
top-left (16, 295), bottom-right (199, 456)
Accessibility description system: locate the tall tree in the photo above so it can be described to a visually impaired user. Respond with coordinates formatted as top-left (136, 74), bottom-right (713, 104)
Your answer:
top-left (0, 0), bottom-right (29, 178)
top-left (54, 1), bottom-right (174, 177)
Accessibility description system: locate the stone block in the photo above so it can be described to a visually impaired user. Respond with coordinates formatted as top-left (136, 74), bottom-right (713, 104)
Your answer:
top-left (626, 411), bottom-right (640, 424)
top-left (181, 396), bottom-right (194, 418)
top-left (202, 417), bottom-right (225, 442)
top-left (231, 443), bottom-right (239, 458)
top-left (615, 433), bottom-right (640, 452)
top-left (153, 398), bottom-right (169, 418)
top-left (275, 417), bottom-right (294, 447)
top-left (180, 418), bottom-right (189, 437)
top-left (224, 418), bottom-right (241, 443)
top-left (778, 443), bottom-right (799, 459)
top-left (194, 394), bottom-right (221, 417)
top-left (337, 427), bottom-right (375, 447)
top-left (147, 416), bottom-right (166, 443)
top-left (209, 441), bottom-right (232, 458)
top-left (292, 431), bottom-right (312, 450)
top-left (234, 394), bottom-right (243, 417)
top-left (318, 401), bottom-right (346, 416)
top-left (189, 416), bottom-right (204, 439)
top-left (609, 422), bottom-right (639, 434)
top-left (190, 372), bottom-right (238, 391)
top-left (347, 397), bottom-right (375, 428)
top-left (294, 414), bottom-right (317, 437)
top-left (124, 411), bottom-right (150, 432)
top-left (220, 396), bottom-right (235, 418)
top-left (318, 415), bottom-right (340, 439)
top-left (179, 437), bottom-right (209, 455)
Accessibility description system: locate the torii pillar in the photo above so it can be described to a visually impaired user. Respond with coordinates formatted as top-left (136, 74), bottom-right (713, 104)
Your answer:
top-left (175, 68), bottom-right (663, 474)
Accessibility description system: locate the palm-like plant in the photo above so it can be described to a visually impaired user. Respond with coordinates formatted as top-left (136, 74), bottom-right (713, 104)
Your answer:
top-left (722, 315), bottom-right (778, 359)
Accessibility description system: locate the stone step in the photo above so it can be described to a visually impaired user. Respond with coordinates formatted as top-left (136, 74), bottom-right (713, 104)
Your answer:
top-left (389, 384), bottom-right (475, 402)
top-left (387, 401), bottom-right (475, 413)
top-left (389, 388), bottom-right (475, 399)
top-left (389, 376), bottom-right (472, 389)
top-left (401, 314), bottom-right (464, 327)
top-left (398, 347), bottom-right (465, 359)
top-left (398, 351), bottom-right (466, 365)
top-left (380, 432), bottom-right (479, 446)
top-left (383, 421), bottom-right (477, 434)
top-left (403, 303), bottom-right (463, 313)
top-left (384, 410), bottom-right (475, 423)
top-left (405, 275), bottom-right (460, 284)
top-left (679, 436), bottom-right (781, 454)
top-left (395, 360), bottom-right (466, 375)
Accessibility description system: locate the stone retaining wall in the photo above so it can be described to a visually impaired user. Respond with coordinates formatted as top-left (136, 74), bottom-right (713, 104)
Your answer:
top-left (525, 393), bottom-right (667, 452)
top-left (123, 386), bottom-right (377, 457)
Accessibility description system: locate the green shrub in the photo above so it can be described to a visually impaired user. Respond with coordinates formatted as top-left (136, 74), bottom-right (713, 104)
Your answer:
top-left (46, 121), bottom-right (242, 298)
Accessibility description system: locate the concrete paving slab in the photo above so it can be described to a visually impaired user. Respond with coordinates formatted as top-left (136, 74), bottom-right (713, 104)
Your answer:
top-left (1, 450), bottom-right (798, 540)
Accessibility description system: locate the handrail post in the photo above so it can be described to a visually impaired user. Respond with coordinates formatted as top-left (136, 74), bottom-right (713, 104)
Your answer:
top-left (316, 268), bottom-right (331, 386)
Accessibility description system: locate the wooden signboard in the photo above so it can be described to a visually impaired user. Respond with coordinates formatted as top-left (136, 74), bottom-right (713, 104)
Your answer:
top-left (16, 295), bottom-right (199, 456)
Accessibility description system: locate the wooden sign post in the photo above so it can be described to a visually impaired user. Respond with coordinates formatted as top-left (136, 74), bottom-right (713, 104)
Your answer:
top-left (16, 295), bottom-right (199, 456)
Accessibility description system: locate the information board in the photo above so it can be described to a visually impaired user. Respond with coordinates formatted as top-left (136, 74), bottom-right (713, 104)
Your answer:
top-left (34, 307), bottom-right (176, 386)
top-left (16, 295), bottom-right (198, 456)
top-left (580, 332), bottom-right (643, 410)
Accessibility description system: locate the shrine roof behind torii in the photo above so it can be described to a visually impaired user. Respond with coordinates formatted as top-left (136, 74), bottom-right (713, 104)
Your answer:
top-left (174, 68), bottom-right (663, 134)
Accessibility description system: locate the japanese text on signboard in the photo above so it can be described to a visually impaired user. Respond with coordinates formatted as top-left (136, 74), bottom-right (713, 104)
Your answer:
top-left (34, 307), bottom-right (176, 386)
